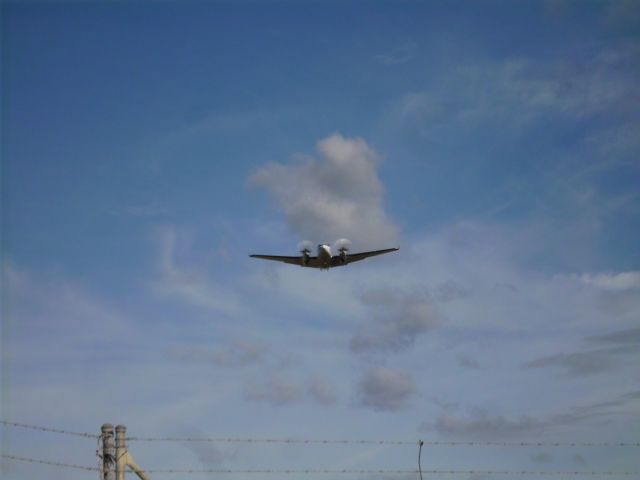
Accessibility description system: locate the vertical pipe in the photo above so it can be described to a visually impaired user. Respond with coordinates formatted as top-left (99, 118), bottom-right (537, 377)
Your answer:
top-left (101, 424), bottom-right (115, 480)
top-left (116, 425), bottom-right (127, 480)
top-left (418, 440), bottom-right (424, 480)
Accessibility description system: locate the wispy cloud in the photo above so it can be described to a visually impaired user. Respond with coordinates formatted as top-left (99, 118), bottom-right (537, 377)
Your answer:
top-left (244, 375), bottom-right (301, 406)
top-left (168, 340), bottom-right (268, 368)
top-left (587, 327), bottom-right (640, 344)
top-left (350, 288), bottom-right (438, 355)
top-left (389, 43), bottom-right (640, 240)
top-left (244, 373), bottom-right (338, 408)
top-left (396, 46), bottom-right (639, 134)
top-left (4, 264), bottom-right (130, 363)
top-left (427, 408), bottom-right (540, 440)
top-left (307, 376), bottom-right (338, 407)
top-left (574, 272), bottom-right (640, 291)
top-left (522, 346), bottom-right (634, 376)
top-left (424, 389), bottom-right (640, 439)
top-left (152, 226), bottom-right (241, 314)
top-left (523, 326), bottom-right (640, 377)
top-left (356, 367), bottom-right (416, 412)
top-left (176, 427), bottom-right (232, 467)
top-left (373, 42), bottom-right (417, 66)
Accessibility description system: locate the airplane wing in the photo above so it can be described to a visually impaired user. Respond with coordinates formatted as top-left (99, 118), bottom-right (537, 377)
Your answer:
top-left (331, 247), bottom-right (399, 267)
top-left (249, 254), bottom-right (319, 267)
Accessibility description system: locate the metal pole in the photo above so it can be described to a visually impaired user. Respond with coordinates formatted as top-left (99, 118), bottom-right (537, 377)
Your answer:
top-left (418, 440), bottom-right (424, 480)
top-left (102, 424), bottom-right (116, 480)
top-left (116, 425), bottom-right (127, 480)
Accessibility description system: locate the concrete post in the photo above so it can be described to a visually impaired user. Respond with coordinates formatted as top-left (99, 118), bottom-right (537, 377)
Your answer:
top-left (101, 424), bottom-right (116, 480)
top-left (127, 452), bottom-right (152, 480)
top-left (116, 425), bottom-right (127, 480)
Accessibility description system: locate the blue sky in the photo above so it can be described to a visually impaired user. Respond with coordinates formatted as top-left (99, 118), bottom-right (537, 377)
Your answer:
top-left (2, 1), bottom-right (639, 479)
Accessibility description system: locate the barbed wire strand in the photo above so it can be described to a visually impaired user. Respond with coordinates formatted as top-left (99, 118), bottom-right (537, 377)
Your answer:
top-left (132, 469), bottom-right (639, 476)
top-left (0, 453), bottom-right (640, 476)
top-left (3, 419), bottom-right (639, 448)
top-left (0, 420), bottom-right (98, 439)
top-left (2, 454), bottom-right (99, 472)
top-left (3, 455), bottom-right (638, 476)
top-left (125, 436), bottom-right (640, 448)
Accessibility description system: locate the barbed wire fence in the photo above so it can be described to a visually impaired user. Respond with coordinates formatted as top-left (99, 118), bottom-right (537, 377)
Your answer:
top-left (2, 420), bottom-right (639, 478)
top-left (2, 454), bottom-right (640, 477)
top-left (4, 420), bottom-right (639, 448)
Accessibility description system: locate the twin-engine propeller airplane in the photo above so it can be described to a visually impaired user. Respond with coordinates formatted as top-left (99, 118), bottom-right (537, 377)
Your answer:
top-left (250, 239), bottom-right (399, 270)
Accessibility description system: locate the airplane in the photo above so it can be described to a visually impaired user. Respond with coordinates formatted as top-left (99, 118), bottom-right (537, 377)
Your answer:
top-left (250, 239), bottom-right (399, 270)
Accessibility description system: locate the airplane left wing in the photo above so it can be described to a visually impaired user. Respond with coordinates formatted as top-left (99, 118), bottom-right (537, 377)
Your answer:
top-left (331, 247), bottom-right (399, 266)
top-left (250, 254), bottom-right (318, 267)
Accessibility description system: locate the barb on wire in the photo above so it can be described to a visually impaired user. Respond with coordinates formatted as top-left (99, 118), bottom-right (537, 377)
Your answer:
top-left (1, 420), bottom-right (99, 439)
top-left (2, 453), bottom-right (99, 472)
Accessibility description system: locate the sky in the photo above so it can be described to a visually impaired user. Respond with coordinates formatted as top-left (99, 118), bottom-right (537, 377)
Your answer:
top-left (1, 0), bottom-right (639, 479)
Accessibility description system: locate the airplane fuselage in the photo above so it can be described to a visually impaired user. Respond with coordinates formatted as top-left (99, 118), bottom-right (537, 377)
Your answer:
top-left (317, 244), bottom-right (332, 269)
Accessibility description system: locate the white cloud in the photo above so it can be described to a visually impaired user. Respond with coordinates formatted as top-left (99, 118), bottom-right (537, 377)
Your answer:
top-left (249, 133), bottom-right (399, 250)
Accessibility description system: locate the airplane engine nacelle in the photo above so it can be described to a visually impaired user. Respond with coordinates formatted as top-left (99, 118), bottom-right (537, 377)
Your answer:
top-left (301, 249), bottom-right (310, 265)
top-left (339, 248), bottom-right (348, 263)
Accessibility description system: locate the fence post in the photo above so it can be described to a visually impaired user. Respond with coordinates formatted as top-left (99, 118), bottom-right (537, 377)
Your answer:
top-left (116, 425), bottom-right (127, 480)
top-left (101, 424), bottom-right (116, 480)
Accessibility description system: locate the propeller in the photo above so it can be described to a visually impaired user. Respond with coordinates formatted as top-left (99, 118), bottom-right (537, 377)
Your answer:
top-left (297, 240), bottom-right (313, 254)
top-left (334, 238), bottom-right (352, 254)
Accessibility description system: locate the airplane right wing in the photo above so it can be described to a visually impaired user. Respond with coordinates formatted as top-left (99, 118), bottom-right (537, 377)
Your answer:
top-left (338, 247), bottom-right (399, 265)
top-left (249, 254), bottom-right (318, 267)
